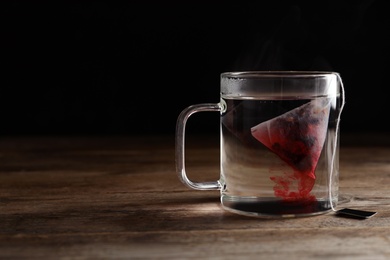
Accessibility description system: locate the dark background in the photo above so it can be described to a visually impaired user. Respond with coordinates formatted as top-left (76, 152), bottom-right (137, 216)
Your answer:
top-left (1, 1), bottom-right (389, 136)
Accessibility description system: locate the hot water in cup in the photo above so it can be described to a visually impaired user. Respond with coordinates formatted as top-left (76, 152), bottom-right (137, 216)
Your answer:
top-left (176, 71), bottom-right (344, 218)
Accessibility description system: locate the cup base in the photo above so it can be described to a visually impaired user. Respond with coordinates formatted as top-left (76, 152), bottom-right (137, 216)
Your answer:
top-left (221, 195), bottom-right (336, 218)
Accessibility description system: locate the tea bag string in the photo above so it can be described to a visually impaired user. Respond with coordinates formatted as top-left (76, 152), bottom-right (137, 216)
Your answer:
top-left (329, 74), bottom-right (346, 212)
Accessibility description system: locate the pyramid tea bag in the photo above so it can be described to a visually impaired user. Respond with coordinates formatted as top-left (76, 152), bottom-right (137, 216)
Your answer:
top-left (251, 98), bottom-right (331, 199)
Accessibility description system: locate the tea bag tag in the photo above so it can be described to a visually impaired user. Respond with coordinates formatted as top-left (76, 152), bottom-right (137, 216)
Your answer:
top-left (336, 208), bottom-right (377, 219)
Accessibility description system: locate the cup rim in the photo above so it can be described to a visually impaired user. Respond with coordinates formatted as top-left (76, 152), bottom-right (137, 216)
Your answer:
top-left (221, 71), bottom-right (339, 78)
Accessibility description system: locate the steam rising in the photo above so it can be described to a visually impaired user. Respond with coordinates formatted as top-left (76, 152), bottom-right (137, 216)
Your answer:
top-left (233, 1), bottom-right (376, 72)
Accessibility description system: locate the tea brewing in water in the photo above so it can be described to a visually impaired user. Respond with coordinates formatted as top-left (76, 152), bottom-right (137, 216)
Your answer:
top-left (176, 71), bottom-right (344, 218)
top-left (220, 96), bottom-right (338, 216)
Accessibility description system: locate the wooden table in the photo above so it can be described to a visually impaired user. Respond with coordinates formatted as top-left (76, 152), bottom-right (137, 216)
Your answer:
top-left (1, 134), bottom-right (390, 259)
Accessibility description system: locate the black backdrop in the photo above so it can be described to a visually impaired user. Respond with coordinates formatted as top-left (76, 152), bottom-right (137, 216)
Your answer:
top-left (1, 1), bottom-right (389, 136)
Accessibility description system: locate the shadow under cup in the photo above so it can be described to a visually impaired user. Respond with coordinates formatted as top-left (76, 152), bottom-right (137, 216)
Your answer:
top-left (176, 71), bottom-right (345, 218)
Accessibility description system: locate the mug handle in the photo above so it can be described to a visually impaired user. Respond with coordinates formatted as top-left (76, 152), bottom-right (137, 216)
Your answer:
top-left (175, 103), bottom-right (223, 190)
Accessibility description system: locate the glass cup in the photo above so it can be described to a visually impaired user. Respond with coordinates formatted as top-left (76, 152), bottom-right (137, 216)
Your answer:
top-left (175, 71), bottom-right (345, 218)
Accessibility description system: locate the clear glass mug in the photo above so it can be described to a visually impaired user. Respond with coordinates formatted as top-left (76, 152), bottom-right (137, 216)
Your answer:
top-left (176, 71), bottom-right (345, 218)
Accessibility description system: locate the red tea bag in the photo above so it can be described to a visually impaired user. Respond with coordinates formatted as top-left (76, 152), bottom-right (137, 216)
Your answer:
top-left (251, 98), bottom-right (331, 199)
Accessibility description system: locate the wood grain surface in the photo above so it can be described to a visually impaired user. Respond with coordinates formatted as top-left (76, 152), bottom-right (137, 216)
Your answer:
top-left (0, 134), bottom-right (390, 259)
